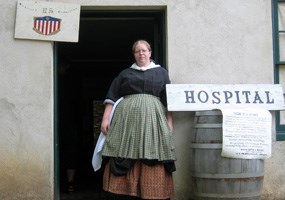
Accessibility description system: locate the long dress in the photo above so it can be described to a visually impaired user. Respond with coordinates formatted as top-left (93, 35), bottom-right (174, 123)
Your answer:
top-left (102, 62), bottom-right (176, 199)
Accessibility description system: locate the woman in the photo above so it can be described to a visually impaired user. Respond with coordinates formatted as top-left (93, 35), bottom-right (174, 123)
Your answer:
top-left (101, 40), bottom-right (176, 200)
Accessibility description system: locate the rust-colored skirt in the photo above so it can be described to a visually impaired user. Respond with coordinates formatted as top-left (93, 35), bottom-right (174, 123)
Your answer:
top-left (103, 161), bottom-right (174, 199)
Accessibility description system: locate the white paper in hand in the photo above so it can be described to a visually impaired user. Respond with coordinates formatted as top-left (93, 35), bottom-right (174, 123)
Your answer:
top-left (92, 132), bottom-right (106, 171)
top-left (91, 97), bottom-right (123, 171)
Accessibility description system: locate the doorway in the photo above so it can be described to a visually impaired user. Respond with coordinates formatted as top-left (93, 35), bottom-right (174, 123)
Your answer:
top-left (55, 9), bottom-right (166, 199)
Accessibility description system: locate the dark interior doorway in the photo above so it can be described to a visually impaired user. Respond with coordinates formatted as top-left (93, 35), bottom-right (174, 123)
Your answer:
top-left (56, 9), bottom-right (166, 200)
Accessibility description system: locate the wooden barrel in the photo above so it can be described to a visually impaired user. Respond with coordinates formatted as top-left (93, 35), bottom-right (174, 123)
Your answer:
top-left (191, 110), bottom-right (264, 200)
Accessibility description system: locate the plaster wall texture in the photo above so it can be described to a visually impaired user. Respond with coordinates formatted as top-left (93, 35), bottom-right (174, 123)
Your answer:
top-left (0, 0), bottom-right (284, 200)
top-left (0, 1), bottom-right (54, 200)
top-left (263, 142), bottom-right (285, 200)
top-left (166, 0), bottom-right (274, 84)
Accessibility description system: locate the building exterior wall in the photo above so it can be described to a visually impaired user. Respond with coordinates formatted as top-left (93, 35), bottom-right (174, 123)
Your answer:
top-left (0, 0), bottom-right (283, 200)
top-left (0, 1), bottom-right (54, 199)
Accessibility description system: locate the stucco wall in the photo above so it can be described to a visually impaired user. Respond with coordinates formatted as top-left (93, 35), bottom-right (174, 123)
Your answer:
top-left (167, 0), bottom-right (273, 84)
top-left (263, 142), bottom-right (285, 200)
top-left (0, 0), bottom-right (283, 200)
top-left (0, 1), bottom-right (54, 199)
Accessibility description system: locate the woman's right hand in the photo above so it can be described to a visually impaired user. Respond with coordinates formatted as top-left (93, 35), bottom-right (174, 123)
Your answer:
top-left (101, 118), bottom-right (109, 135)
top-left (100, 103), bottom-right (114, 135)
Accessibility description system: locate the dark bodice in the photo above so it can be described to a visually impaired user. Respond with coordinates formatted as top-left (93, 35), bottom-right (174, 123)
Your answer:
top-left (105, 67), bottom-right (170, 106)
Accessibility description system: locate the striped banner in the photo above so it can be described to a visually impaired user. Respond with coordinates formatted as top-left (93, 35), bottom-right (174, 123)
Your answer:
top-left (33, 16), bottom-right (61, 35)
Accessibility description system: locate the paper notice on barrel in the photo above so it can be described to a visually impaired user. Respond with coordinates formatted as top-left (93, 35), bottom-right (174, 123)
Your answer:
top-left (221, 108), bottom-right (272, 159)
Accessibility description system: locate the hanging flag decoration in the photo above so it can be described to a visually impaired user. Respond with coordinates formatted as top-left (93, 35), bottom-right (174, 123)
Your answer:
top-left (33, 16), bottom-right (62, 35)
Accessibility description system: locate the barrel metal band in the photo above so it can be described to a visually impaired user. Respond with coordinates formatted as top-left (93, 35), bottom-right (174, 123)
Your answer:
top-left (192, 172), bottom-right (264, 179)
top-left (194, 191), bottom-right (261, 198)
top-left (195, 111), bottom-right (222, 116)
top-left (191, 143), bottom-right (222, 149)
top-left (194, 123), bottom-right (222, 128)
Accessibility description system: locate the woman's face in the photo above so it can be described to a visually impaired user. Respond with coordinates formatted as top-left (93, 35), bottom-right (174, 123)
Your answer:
top-left (133, 43), bottom-right (151, 67)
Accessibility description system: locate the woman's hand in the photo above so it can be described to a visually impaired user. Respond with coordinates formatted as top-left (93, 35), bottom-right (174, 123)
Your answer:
top-left (100, 103), bottom-right (113, 135)
top-left (101, 118), bottom-right (109, 135)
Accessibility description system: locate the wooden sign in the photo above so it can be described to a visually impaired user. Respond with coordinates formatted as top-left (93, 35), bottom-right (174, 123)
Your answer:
top-left (14, 0), bottom-right (80, 42)
top-left (166, 84), bottom-right (285, 111)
